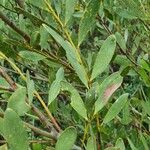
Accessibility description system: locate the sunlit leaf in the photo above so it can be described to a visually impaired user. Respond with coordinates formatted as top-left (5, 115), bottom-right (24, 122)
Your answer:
top-left (115, 138), bottom-right (125, 150)
top-left (19, 51), bottom-right (46, 62)
top-left (103, 93), bottom-right (128, 124)
top-left (8, 87), bottom-right (30, 116)
top-left (91, 35), bottom-right (116, 80)
top-left (86, 136), bottom-right (97, 150)
top-left (3, 108), bottom-right (29, 150)
top-left (94, 72), bottom-right (123, 115)
top-left (65, 0), bottom-right (77, 24)
top-left (48, 68), bottom-right (64, 105)
top-left (43, 24), bottom-right (89, 88)
top-left (61, 81), bottom-right (87, 120)
top-left (127, 138), bottom-right (138, 150)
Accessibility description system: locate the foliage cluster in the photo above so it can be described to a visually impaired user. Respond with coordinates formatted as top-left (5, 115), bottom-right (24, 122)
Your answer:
top-left (0, 0), bottom-right (150, 149)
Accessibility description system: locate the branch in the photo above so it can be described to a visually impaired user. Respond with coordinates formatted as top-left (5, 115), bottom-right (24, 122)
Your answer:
top-left (0, 11), bottom-right (30, 42)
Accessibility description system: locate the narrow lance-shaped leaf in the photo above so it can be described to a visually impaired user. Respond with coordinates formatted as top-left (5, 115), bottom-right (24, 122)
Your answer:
top-left (55, 127), bottom-right (77, 150)
top-left (115, 138), bottom-right (125, 150)
top-left (103, 93), bottom-right (128, 124)
top-left (48, 67), bottom-right (64, 105)
top-left (61, 81), bottom-right (88, 120)
top-left (26, 71), bottom-right (35, 104)
top-left (94, 72), bottom-right (123, 115)
top-left (91, 35), bottom-right (116, 80)
top-left (65, 0), bottom-right (77, 24)
top-left (86, 136), bottom-right (97, 150)
top-left (19, 51), bottom-right (46, 62)
top-left (8, 87), bottom-right (29, 116)
top-left (78, 0), bottom-right (100, 45)
top-left (43, 24), bottom-right (89, 88)
top-left (127, 138), bottom-right (138, 150)
top-left (3, 108), bottom-right (29, 150)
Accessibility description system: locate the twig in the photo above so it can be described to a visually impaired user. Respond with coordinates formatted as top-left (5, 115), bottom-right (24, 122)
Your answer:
top-left (0, 11), bottom-right (30, 42)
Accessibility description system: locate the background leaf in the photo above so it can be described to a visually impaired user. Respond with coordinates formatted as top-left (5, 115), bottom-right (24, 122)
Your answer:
top-left (78, 0), bottom-right (100, 45)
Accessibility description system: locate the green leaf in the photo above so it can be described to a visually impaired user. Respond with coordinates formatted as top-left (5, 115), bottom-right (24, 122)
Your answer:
top-left (3, 108), bottom-right (29, 150)
top-left (26, 71), bottom-right (35, 104)
top-left (61, 81), bottom-right (87, 120)
top-left (139, 132), bottom-right (149, 150)
top-left (0, 144), bottom-right (8, 150)
top-left (0, 118), bottom-right (4, 137)
top-left (55, 127), bottom-right (77, 150)
top-left (127, 138), bottom-right (138, 150)
top-left (103, 93), bottom-right (128, 124)
top-left (43, 24), bottom-right (89, 88)
top-left (121, 101), bottom-right (132, 125)
top-left (86, 136), bottom-right (97, 150)
top-left (48, 68), bottom-right (64, 105)
top-left (91, 35), bottom-right (116, 80)
top-left (19, 51), bottom-right (46, 62)
top-left (8, 87), bottom-right (30, 116)
top-left (115, 32), bottom-right (126, 51)
top-left (65, 0), bottom-right (77, 24)
top-left (94, 72), bottom-right (123, 115)
top-left (78, 0), bottom-right (100, 45)
top-left (115, 138), bottom-right (125, 150)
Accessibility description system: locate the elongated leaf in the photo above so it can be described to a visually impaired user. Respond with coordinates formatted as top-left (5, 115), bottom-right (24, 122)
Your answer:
top-left (115, 138), bottom-right (125, 150)
top-left (94, 72), bottom-right (123, 115)
top-left (115, 32), bottom-right (126, 51)
top-left (127, 138), bottom-right (138, 150)
top-left (43, 24), bottom-right (89, 87)
top-left (65, 0), bottom-right (77, 24)
top-left (26, 71), bottom-right (35, 104)
top-left (55, 127), bottom-right (77, 150)
top-left (48, 68), bottom-right (64, 105)
top-left (8, 87), bottom-right (29, 116)
top-left (86, 136), bottom-right (97, 150)
top-left (91, 35), bottom-right (116, 80)
top-left (139, 132), bottom-right (149, 150)
top-left (4, 108), bottom-right (29, 150)
top-left (78, 0), bottom-right (100, 45)
top-left (61, 81), bottom-right (87, 120)
top-left (19, 51), bottom-right (46, 62)
top-left (0, 144), bottom-right (8, 150)
top-left (121, 101), bottom-right (132, 125)
top-left (103, 93), bottom-right (128, 124)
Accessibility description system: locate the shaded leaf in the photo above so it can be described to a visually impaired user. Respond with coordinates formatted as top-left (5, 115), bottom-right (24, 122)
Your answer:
top-left (94, 72), bottom-right (123, 114)
top-left (8, 87), bottom-right (29, 116)
top-left (55, 127), bottom-right (77, 150)
top-left (91, 35), bottom-right (116, 80)
top-left (103, 93), bottom-right (128, 124)
top-left (78, 0), bottom-right (100, 45)
top-left (127, 138), bottom-right (138, 150)
top-left (48, 68), bottom-right (64, 105)
top-left (139, 132), bottom-right (149, 150)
